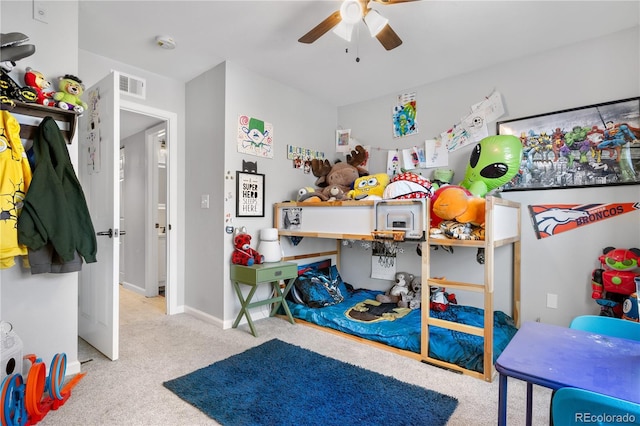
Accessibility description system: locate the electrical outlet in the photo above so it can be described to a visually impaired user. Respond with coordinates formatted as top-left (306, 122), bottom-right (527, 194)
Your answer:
top-left (33, 1), bottom-right (48, 23)
top-left (546, 293), bottom-right (558, 309)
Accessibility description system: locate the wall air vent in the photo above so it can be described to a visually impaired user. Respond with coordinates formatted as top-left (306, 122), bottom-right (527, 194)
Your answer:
top-left (118, 72), bottom-right (146, 99)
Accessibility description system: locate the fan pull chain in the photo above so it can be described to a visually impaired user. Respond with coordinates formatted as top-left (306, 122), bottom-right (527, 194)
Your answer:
top-left (355, 24), bottom-right (361, 62)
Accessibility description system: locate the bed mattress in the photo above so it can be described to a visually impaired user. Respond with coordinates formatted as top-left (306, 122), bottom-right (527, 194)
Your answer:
top-left (286, 288), bottom-right (518, 373)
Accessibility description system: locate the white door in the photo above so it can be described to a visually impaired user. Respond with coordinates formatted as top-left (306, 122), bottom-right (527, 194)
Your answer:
top-left (78, 71), bottom-right (120, 360)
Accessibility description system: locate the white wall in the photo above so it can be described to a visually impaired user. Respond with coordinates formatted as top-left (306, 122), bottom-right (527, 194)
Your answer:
top-left (120, 132), bottom-right (146, 293)
top-left (1, 0), bottom-right (81, 374)
top-left (337, 27), bottom-right (640, 326)
top-left (184, 61), bottom-right (337, 324)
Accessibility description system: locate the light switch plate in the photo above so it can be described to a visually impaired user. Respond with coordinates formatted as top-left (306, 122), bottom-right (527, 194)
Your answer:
top-left (546, 293), bottom-right (558, 309)
top-left (33, 1), bottom-right (48, 23)
top-left (201, 194), bottom-right (209, 209)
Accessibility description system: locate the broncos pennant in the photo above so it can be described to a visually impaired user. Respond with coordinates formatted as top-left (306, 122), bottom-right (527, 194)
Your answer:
top-left (529, 202), bottom-right (640, 239)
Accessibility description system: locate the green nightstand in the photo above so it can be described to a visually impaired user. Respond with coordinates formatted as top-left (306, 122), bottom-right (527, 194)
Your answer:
top-left (230, 261), bottom-right (298, 336)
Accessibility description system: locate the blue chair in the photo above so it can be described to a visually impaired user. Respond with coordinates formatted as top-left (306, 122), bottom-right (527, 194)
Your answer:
top-left (570, 315), bottom-right (640, 341)
top-left (552, 387), bottom-right (640, 425)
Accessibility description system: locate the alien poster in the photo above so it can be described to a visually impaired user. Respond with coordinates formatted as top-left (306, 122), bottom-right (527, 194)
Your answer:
top-left (237, 115), bottom-right (273, 158)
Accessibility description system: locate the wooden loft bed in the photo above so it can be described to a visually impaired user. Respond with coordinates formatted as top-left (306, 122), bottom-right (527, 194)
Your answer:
top-left (273, 196), bottom-right (521, 382)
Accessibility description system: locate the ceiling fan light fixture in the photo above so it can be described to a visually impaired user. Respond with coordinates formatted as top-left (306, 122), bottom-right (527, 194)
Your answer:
top-left (364, 10), bottom-right (389, 37)
top-left (340, 0), bottom-right (363, 25)
top-left (333, 21), bottom-right (355, 42)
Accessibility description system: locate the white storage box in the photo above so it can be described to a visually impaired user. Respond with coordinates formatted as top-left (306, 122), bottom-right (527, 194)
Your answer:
top-left (1, 322), bottom-right (23, 382)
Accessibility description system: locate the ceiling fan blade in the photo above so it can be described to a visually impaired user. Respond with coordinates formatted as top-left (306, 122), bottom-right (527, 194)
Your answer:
top-left (298, 10), bottom-right (342, 44)
top-left (371, 0), bottom-right (420, 4)
top-left (376, 24), bottom-right (402, 50)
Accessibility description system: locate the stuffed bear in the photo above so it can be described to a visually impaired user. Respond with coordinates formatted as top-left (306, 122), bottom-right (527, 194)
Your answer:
top-left (297, 184), bottom-right (347, 202)
top-left (24, 67), bottom-right (55, 106)
top-left (399, 276), bottom-right (422, 310)
top-left (53, 74), bottom-right (88, 113)
top-left (376, 272), bottom-right (414, 304)
top-left (231, 228), bottom-right (264, 266)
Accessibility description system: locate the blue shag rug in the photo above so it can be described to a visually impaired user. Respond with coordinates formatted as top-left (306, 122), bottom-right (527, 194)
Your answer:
top-left (163, 339), bottom-right (458, 426)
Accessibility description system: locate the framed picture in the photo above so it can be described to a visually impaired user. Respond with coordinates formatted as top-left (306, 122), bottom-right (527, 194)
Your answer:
top-left (497, 97), bottom-right (640, 190)
top-left (236, 171), bottom-right (265, 217)
top-left (336, 129), bottom-right (351, 153)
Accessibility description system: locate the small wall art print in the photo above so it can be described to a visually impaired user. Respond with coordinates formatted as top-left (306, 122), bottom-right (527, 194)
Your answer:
top-left (236, 171), bottom-right (265, 217)
top-left (237, 115), bottom-right (273, 158)
top-left (392, 92), bottom-right (418, 138)
top-left (336, 129), bottom-right (351, 153)
top-left (497, 97), bottom-right (640, 190)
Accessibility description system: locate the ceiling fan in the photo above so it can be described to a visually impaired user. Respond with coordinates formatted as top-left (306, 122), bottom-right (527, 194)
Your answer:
top-left (298, 0), bottom-right (418, 51)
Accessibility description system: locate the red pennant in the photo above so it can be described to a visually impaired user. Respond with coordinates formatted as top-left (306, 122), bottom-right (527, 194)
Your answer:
top-left (529, 202), bottom-right (640, 239)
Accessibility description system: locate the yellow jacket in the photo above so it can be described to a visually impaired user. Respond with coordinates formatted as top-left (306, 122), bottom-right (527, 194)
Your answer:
top-left (0, 110), bottom-right (32, 268)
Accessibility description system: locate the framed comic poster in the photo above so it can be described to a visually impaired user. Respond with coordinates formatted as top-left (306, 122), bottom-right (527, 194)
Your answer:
top-left (236, 171), bottom-right (265, 217)
top-left (497, 97), bottom-right (640, 190)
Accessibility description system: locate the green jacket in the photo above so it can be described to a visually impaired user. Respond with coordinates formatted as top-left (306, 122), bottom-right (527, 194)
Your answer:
top-left (18, 116), bottom-right (97, 264)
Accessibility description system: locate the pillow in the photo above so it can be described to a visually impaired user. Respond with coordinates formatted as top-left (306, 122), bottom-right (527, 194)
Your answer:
top-left (297, 259), bottom-right (331, 276)
top-left (293, 265), bottom-right (350, 308)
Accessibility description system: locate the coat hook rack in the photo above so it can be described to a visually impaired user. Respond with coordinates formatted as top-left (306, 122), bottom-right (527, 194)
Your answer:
top-left (9, 102), bottom-right (79, 144)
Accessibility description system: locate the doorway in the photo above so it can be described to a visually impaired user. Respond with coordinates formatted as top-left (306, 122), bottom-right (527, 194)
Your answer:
top-left (118, 101), bottom-right (178, 316)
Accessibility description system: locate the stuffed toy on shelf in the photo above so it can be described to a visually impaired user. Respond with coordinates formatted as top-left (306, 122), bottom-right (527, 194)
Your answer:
top-left (53, 74), bottom-right (88, 113)
top-left (23, 67), bottom-right (55, 106)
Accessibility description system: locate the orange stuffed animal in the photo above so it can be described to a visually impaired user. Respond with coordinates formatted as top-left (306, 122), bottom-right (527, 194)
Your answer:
top-left (430, 185), bottom-right (485, 227)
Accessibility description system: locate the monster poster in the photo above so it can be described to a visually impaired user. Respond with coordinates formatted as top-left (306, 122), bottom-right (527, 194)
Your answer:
top-left (237, 115), bottom-right (273, 158)
top-left (392, 92), bottom-right (418, 138)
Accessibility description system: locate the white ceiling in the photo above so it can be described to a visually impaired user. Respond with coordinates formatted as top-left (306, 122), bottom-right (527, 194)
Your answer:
top-left (79, 1), bottom-right (639, 108)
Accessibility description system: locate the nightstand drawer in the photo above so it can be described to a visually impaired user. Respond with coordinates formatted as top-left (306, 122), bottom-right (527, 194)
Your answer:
top-left (231, 262), bottom-right (298, 284)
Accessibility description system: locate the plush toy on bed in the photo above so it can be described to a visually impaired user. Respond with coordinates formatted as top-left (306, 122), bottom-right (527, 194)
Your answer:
top-left (347, 173), bottom-right (390, 200)
top-left (430, 185), bottom-right (485, 227)
top-left (231, 227), bottom-right (264, 266)
top-left (382, 171), bottom-right (436, 200)
top-left (399, 276), bottom-right (422, 310)
top-left (430, 286), bottom-right (457, 312)
top-left (459, 135), bottom-right (523, 197)
top-left (297, 184), bottom-right (348, 202)
top-left (311, 145), bottom-right (368, 195)
top-left (376, 272), bottom-right (414, 304)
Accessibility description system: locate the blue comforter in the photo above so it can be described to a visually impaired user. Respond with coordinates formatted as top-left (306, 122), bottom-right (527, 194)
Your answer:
top-left (286, 288), bottom-right (518, 373)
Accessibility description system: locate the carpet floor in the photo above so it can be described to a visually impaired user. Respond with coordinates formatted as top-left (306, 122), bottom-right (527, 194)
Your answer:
top-left (36, 287), bottom-right (552, 425)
